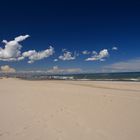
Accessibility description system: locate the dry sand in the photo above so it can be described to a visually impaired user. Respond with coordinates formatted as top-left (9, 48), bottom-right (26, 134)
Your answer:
top-left (0, 78), bottom-right (140, 140)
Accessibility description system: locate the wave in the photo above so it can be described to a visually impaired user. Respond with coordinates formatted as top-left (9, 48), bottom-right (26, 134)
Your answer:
top-left (0, 72), bottom-right (140, 82)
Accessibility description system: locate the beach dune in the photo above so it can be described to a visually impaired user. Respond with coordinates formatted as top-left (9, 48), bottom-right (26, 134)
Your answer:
top-left (0, 78), bottom-right (140, 140)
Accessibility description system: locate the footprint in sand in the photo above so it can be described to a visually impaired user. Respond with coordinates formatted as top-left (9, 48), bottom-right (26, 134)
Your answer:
top-left (0, 131), bottom-right (9, 137)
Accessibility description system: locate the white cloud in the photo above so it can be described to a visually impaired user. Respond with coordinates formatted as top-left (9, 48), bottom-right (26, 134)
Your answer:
top-left (0, 35), bottom-right (118, 65)
top-left (59, 51), bottom-right (76, 61)
top-left (0, 65), bottom-right (16, 73)
top-left (92, 51), bottom-right (97, 55)
top-left (47, 66), bottom-right (82, 74)
top-left (82, 50), bottom-right (91, 55)
top-left (22, 46), bottom-right (54, 63)
top-left (86, 49), bottom-right (109, 61)
top-left (0, 35), bottom-right (29, 61)
top-left (103, 58), bottom-right (140, 72)
top-left (0, 35), bottom-right (54, 63)
top-left (62, 48), bottom-right (67, 52)
top-left (112, 47), bottom-right (118, 50)
top-left (14, 35), bottom-right (30, 42)
top-left (54, 59), bottom-right (58, 62)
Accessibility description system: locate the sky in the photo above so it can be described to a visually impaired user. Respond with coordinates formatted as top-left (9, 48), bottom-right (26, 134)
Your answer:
top-left (0, 0), bottom-right (140, 73)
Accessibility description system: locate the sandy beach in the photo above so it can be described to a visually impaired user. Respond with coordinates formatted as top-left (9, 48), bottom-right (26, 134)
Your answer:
top-left (0, 78), bottom-right (140, 140)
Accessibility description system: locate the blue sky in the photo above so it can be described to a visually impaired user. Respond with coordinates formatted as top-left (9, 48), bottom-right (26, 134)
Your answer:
top-left (0, 0), bottom-right (140, 73)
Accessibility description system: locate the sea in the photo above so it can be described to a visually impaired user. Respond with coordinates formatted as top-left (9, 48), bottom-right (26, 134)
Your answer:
top-left (68, 72), bottom-right (140, 82)
top-left (0, 72), bottom-right (140, 82)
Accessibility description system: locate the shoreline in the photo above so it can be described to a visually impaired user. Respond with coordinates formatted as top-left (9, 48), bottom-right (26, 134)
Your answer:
top-left (1, 76), bottom-right (140, 82)
top-left (0, 71), bottom-right (140, 82)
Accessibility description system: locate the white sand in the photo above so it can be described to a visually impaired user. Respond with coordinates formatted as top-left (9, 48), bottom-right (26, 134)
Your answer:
top-left (0, 78), bottom-right (140, 140)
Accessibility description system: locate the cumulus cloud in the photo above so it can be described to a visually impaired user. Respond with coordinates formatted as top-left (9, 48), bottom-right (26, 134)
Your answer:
top-left (82, 50), bottom-right (91, 55)
top-left (0, 35), bottom-right (54, 63)
top-left (22, 46), bottom-right (54, 63)
top-left (14, 35), bottom-right (30, 42)
top-left (0, 35), bottom-right (29, 61)
top-left (47, 66), bottom-right (82, 74)
top-left (59, 51), bottom-right (76, 61)
top-left (103, 58), bottom-right (140, 72)
top-left (86, 49), bottom-right (109, 61)
top-left (92, 51), bottom-right (97, 55)
top-left (0, 35), bottom-right (117, 64)
top-left (112, 47), bottom-right (118, 51)
top-left (54, 59), bottom-right (58, 62)
top-left (0, 65), bottom-right (16, 73)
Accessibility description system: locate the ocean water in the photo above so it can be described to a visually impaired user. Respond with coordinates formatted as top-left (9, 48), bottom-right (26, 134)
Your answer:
top-left (69, 72), bottom-right (140, 81)
top-left (0, 72), bottom-right (140, 82)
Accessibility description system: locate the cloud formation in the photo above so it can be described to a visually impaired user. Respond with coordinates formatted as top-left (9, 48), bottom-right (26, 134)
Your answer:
top-left (112, 47), bottom-right (118, 50)
top-left (14, 35), bottom-right (30, 42)
top-left (86, 49), bottom-right (109, 61)
top-left (0, 35), bottom-right (55, 63)
top-left (103, 58), bottom-right (140, 72)
top-left (59, 51), bottom-right (76, 61)
top-left (22, 46), bottom-right (54, 63)
top-left (47, 66), bottom-right (82, 74)
top-left (92, 51), bottom-right (97, 55)
top-left (0, 35), bottom-right (29, 61)
top-left (82, 50), bottom-right (91, 55)
top-left (54, 59), bottom-right (58, 62)
top-left (0, 35), bottom-right (117, 64)
top-left (0, 65), bottom-right (16, 73)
